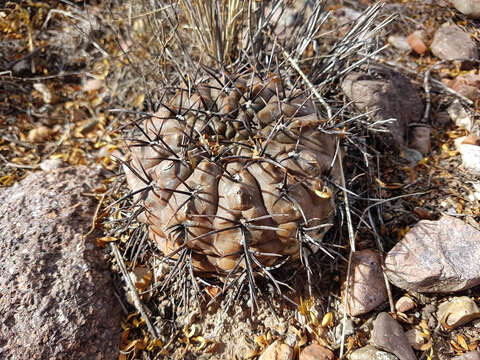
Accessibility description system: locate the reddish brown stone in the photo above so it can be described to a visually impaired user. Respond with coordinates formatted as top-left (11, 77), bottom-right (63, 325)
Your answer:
top-left (442, 73), bottom-right (480, 102)
top-left (406, 32), bottom-right (428, 55)
top-left (300, 344), bottom-right (334, 360)
top-left (347, 249), bottom-right (387, 316)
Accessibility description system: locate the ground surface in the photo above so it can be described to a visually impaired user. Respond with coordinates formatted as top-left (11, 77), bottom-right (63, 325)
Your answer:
top-left (1, 1), bottom-right (480, 359)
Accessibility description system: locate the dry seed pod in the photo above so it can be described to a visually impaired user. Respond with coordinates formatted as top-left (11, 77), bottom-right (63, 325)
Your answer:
top-left (124, 73), bottom-right (340, 274)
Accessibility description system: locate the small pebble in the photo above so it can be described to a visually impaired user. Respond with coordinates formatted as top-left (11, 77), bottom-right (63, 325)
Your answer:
top-left (39, 158), bottom-right (65, 172)
top-left (395, 296), bottom-right (416, 313)
top-left (388, 35), bottom-right (412, 52)
top-left (401, 148), bottom-right (423, 165)
top-left (406, 31), bottom-right (428, 55)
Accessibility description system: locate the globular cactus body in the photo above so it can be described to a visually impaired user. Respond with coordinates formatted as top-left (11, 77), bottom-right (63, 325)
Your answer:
top-left (124, 73), bottom-right (340, 274)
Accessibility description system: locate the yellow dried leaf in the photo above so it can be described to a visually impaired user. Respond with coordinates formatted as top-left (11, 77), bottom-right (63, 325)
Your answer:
top-left (457, 335), bottom-right (469, 351)
top-left (0, 175), bottom-right (15, 186)
top-left (420, 341), bottom-right (432, 351)
top-left (133, 93), bottom-right (146, 107)
top-left (450, 340), bottom-right (464, 351)
top-left (321, 312), bottom-right (333, 327)
top-left (96, 236), bottom-right (117, 248)
top-left (146, 338), bottom-right (163, 351)
top-left (314, 186), bottom-right (332, 199)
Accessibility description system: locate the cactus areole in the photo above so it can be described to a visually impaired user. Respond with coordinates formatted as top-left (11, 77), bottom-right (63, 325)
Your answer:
top-left (123, 73), bottom-right (340, 274)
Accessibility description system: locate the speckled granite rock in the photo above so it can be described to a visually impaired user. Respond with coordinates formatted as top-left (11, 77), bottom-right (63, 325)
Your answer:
top-left (0, 166), bottom-right (121, 360)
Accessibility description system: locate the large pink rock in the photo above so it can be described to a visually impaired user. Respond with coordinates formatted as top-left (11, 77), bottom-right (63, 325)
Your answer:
top-left (0, 166), bottom-right (121, 359)
top-left (385, 215), bottom-right (480, 293)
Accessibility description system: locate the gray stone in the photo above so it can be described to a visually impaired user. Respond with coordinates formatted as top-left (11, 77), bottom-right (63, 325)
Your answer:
top-left (451, 0), bottom-right (480, 19)
top-left (335, 318), bottom-right (355, 343)
top-left (39, 158), bottom-right (66, 171)
top-left (430, 22), bottom-right (478, 61)
top-left (0, 166), bottom-right (121, 360)
top-left (385, 215), bottom-right (480, 293)
top-left (349, 345), bottom-right (399, 360)
top-left (370, 313), bottom-right (416, 360)
top-left (402, 148), bottom-right (424, 165)
top-left (347, 249), bottom-right (387, 316)
top-left (342, 66), bottom-right (423, 148)
top-left (388, 35), bottom-right (412, 52)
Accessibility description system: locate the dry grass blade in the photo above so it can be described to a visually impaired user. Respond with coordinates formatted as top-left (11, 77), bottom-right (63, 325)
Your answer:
top-left (179, 0), bottom-right (247, 64)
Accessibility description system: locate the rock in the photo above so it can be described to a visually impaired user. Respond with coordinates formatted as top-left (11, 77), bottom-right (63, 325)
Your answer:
top-left (453, 351), bottom-right (480, 360)
top-left (442, 73), bottom-right (480, 102)
top-left (335, 318), bottom-right (355, 342)
top-left (388, 35), bottom-right (412, 52)
top-left (342, 65), bottom-right (424, 148)
top-left (82, 78), bottom-right (105, 92)
top-left (448, 100), bottom-right (475, 132)
top-left (456, 136), bottom-right (480, 176)
top-left (451, 0), bottom-right (480, 19)
top-left (437, 297), bottom-right (480, 329)
top-left (39, 158), bottom-right (66, 171)
top-left (430, 22), bottom-right (478, 61)
top-left (405, 329), bottom-right (427, 350)
top-left (385, 215), bottom-right (480, 293)
top-left (401, 148), bottom-right (424, 165)
top-left (259, 341), bottom-right (293, 360)
top-left (395, 297), bottom-right (416, 313)
top-left (300, 344), bottom-right (334, 360)
top-left (408, 126), bottom-right (431, 155)
top-left (370, 312), bottom-right (416, 360)
top-left (350, 345), bottom-right (399, 360)
top-left (406, 31), bottom-right (428, 55)
top-left (0, 166), bottom-right (121, 359)
top-left (436, 111), bottom-right (451, 125)
top-left (346, 249), bottom-right (387, 316)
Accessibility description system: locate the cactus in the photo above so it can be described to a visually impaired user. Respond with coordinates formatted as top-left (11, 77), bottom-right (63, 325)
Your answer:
top-left (123, 71), bottom-right (341, 275)
top-left (109, 1), bottom-right (392, 312)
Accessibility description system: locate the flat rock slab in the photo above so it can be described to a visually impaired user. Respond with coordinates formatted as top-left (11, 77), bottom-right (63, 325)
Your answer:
top-left (385, 215), bottom-right (480, 293)
top-left (341, 65), bottom-right (423, 148)
top-left (0, 166), bottom-right (121, 360)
